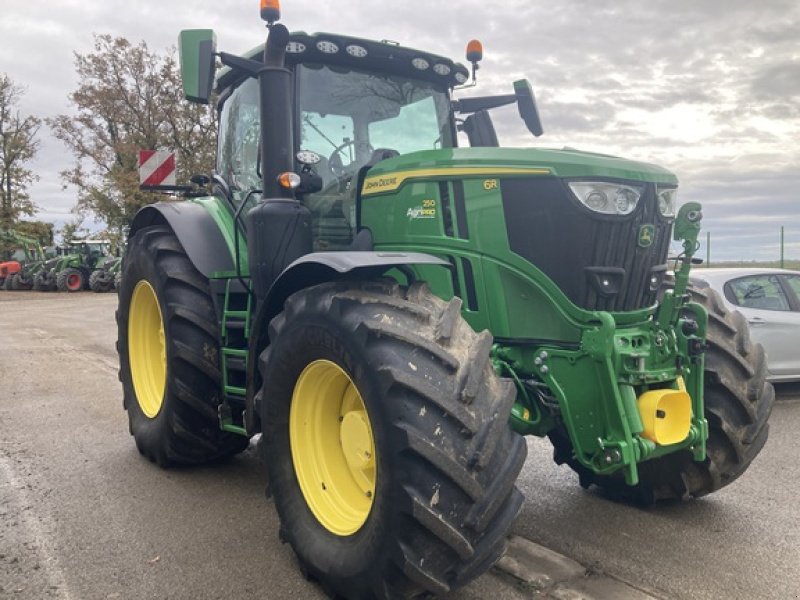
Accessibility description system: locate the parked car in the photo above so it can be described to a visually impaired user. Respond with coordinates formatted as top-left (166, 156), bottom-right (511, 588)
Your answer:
top-left (689, 268), bottom-right (800, 382)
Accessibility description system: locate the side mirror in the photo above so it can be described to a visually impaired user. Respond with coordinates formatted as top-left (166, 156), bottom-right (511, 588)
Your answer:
top-left (179, 29), bottom-right (217, 104)
top-left (513, 79), bottom-right (543, 137)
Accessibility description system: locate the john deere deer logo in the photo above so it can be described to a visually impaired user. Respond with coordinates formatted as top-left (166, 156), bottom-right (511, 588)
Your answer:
top-left (638, 224), bottom-right (655, 247)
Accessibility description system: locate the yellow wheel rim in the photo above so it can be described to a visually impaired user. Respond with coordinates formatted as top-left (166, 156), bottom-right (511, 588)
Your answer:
top-left (290, 360), bottom-right (376, 536)
top-left (128, 280), bottom-right (166, 418)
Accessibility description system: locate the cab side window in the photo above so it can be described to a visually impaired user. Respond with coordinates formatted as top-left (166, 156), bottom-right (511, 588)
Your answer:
top-left (725, 275), bottom-right (791, 311)
top-left (217, 79), bottom-right (261, 206)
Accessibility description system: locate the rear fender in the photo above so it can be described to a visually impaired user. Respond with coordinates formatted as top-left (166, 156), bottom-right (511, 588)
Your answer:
top-left (128, 201), bottom-right (235, 278)
top-left (244, 251), bottom-right (449, 433)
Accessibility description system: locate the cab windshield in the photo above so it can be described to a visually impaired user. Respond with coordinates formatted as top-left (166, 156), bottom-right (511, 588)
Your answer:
top-left (297, 63), bottom-right (453, 249)
top-left (297, 63), bottom-right (453, 179)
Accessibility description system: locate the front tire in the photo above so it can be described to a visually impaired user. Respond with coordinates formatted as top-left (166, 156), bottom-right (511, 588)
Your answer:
top-left (34, 271), bottom-right (55, 291)
top-left (13, 272), bottom-right (33, 290)
top-left (117, 225), bottom-right (249, 466)
top-left (260, 280), bottom-right (526, 599)
top-left (551, 285), bottom-right (774, 504)
top-left (89, 268), bottom-right (114, 292)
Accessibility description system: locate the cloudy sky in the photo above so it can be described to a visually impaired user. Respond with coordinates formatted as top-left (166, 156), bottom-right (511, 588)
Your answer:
top-left (1, 0), bottom-right (798, 261)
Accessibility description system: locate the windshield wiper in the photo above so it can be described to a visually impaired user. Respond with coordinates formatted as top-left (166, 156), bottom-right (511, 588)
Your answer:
top-left (303, 115), bottom-right (339, 151)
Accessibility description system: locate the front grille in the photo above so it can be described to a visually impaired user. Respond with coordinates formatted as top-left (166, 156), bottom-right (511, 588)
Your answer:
top-left (501, 177), bottom-right (672, 311)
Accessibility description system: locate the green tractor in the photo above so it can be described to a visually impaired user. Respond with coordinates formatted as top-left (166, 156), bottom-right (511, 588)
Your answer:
top-left (33, 246), bottom-right (66, 291)
top-left (12, 252), bottom-right (48, 291)
top-left (117, 7), bottom-right (773, 599)
top-left (90, 255), bottom-right (123, 292)
top-left (36, 239), bottom-right (110, 292)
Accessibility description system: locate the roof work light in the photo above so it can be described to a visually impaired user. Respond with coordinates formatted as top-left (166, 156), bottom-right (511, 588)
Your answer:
top-left (260, 0), bottom-right (280, 24)
top-left (466, 39), bottom-right (483, 84)
top-left (466, 39), bottom-right (483, 63)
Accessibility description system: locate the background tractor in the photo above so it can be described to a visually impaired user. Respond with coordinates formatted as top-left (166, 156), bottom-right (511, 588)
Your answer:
top-left (36, 239), bottom-right (110, 292)
top-left (0, 257), bottom-right (20, 289)
top-left (90, 254), bottom-right (123, 292)
top-left (0, 229), bottom-right (45, 291)
top-left (116, 6), bottom-right (773, 599)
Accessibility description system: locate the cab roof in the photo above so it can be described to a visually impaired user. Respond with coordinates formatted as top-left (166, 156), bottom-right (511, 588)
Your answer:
top-left (216, 31), bottom-right (469, 93)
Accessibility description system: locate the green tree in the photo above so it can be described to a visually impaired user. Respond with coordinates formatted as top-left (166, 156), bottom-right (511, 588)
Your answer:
top-left (16, 219), bottom-right (54, 247)
top-left (57, 218), bottom-right (89, 245)
top-left (0, 74), bottom-right (40, 232)
top-left (49, 35), bottom-right (216, 234)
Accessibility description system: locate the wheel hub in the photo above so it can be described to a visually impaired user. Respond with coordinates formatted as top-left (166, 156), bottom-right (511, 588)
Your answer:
top-left (340, 411), bottom-right (373, 471)
top-left (67, 273), bottom-right (81, 290)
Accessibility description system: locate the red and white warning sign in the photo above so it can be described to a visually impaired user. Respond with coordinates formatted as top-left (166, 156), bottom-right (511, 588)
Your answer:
top-left (138, 149), bottom-right (176, 187)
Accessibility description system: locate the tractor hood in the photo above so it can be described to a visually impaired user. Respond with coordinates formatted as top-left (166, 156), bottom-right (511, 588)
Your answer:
top-left (361, 147), bottom-right (677, 197)
top-left (359, 145), bottom-right (678, 314)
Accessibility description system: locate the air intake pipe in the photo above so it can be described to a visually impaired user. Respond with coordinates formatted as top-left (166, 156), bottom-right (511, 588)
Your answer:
top-left (246, 23), bottom-right (313, 300)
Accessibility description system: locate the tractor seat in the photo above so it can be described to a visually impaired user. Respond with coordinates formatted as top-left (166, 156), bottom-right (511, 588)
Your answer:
top-left (367, 148), bottom-right (400, 164)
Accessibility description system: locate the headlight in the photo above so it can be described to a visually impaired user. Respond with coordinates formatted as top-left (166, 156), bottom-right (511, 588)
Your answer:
top-left (567, 182), bottom-right (643, 216)
top-left (656, 186), bottom-right (678, 217)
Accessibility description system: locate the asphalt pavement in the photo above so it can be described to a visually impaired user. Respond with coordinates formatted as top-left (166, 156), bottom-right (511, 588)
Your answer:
top-left (1, 291), bottom-right (798, 600)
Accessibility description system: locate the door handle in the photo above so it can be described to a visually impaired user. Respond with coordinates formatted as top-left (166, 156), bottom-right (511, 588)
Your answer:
top-left (748, 317), bottom-right (765, 325)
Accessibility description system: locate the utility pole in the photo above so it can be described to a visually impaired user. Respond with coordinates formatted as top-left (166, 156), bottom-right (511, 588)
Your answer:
top-left (780, 226), bottom-right (784, 268)
top-left (706, 231), bottom-right (710, 267)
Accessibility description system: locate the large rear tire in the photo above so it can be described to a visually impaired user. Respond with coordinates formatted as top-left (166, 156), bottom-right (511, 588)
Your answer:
top-left (57, 267), bottom-right (85, 292)
top-left (260, 280), bottom-right (526, 599)
top-left (3, 275), bottom-right (15, 291)
top-left (550, 285), bottom-right (774, 504)
top-left (117, 225), bottom-right (249, 466)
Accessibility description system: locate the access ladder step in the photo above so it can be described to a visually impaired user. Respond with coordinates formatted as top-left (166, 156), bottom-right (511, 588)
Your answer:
top-left (224, 385), bottom-right (247, 397)
top-left (218, 403), bottom-right (247, 437)
top-left (226, 356), bottom-right (247, 372)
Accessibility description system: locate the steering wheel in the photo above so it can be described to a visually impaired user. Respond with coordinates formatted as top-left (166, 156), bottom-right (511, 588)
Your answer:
top-left (328, 140), bottom-right (373, 178)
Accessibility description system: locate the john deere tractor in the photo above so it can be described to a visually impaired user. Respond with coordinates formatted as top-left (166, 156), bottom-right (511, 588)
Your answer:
top-left (117, 6), bottom-right (772, 599)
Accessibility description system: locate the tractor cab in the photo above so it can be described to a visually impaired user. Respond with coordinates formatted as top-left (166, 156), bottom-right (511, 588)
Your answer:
top-left (68, 238), bottom-right (110, 268)
top-left (212, 33), bottom-right (468, 251)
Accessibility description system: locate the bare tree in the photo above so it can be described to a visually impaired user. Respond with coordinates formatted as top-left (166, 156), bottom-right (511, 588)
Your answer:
top-left (0, 74), bottom-right (40, 232)
top-left (49, 35), bottom-right (216, 234)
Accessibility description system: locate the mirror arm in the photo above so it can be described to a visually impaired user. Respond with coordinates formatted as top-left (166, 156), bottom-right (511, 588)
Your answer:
top-left (217, 52), bottom-right (265, 78)
top-left (452, 94), bottom-right (516, 114)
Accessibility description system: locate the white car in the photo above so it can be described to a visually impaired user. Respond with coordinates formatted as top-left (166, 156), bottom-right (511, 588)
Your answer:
top-left (688, 268), bottom-right (800, 382)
